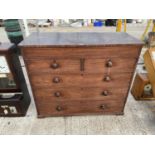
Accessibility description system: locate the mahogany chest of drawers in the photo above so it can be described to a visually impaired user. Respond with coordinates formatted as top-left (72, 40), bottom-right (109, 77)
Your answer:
top-left (20, 32), bottom-right (143, 117)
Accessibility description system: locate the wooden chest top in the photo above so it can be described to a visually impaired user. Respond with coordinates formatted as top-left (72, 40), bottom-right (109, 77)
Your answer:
top-left (19, 32), bottom-right (143, 47)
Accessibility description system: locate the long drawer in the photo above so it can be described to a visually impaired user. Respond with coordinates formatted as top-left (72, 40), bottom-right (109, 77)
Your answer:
top-left (25, 58), bottom-right (137, 74)
top-left (33, 87), bottom-right (128, 102)
top-left (36, 100), bottom-right (124, 117)
top-left (22, 46), bottom-right (141, 59)
top-left (30, 73), bottom-right (132, 88)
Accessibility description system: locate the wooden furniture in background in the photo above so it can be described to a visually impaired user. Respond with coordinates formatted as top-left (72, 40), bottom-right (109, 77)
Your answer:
top-left (20, 32), bottom-right (143, 117)
top-left (0, 43), bottom-right (30, 116)
top-left (144, 48), bottom-right (155, 97)
top-left (131, 48), bottom-right (155, 100)
top-left (131, 73), bottom-right (155, 100)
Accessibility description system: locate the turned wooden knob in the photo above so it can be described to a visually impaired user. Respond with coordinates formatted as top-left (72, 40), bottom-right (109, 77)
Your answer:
top-left (54, 91), bottom-right (61, 97)
top-left (51, 62), bottom-right (59, 69)
top-left (100, 104), bottom-right (106, 110)
top-left (106, 60), bottom-right (113, 67)
top-left (53, 77), bottom-right (60, 83)
top-left (56, 106), bottom-right (62, 111)
top-left (104, 75), bottom-right (111, 82)
top-left (102, 90), bottom-right (109, 96)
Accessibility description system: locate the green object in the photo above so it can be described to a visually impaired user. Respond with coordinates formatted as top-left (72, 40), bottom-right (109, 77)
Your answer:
top-left (4, 19), bottom-right (21, 32)
top-left (4, 19), bottom-right (23, 45)
top-left (7, 31), bottom-right (23, 37)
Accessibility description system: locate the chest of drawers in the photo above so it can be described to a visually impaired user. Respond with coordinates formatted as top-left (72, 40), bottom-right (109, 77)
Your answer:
top-left (20, 32), bottom-right (143, 117)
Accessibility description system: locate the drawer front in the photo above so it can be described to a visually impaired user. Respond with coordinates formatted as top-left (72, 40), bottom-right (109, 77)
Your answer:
top-left (85, 58), bottom-right (137, 73)
top-left (36, 100), bottom-right (124, 117)
top-left (30, 73), bottom-right (132, 88)
top-left (33, 87), bottom-right (128, 102)
top-left (25, 58), bottom-right (80, 74)
top-left (25, 58), bottom-right (136, 74)
top-left (22, 46), bottom-right (141, 59)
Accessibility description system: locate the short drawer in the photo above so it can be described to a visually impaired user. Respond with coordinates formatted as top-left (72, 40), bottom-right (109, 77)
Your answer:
top-left (33, 87), bottom-right (128, 102)
top-left (25, 58), bottom-right (81, 74)
top-left (36, 100), bottom-right (124, 117)
top-left (30, 73), bottom-right (132, 88)
top-left (85, 58), bottom-right (137, 74)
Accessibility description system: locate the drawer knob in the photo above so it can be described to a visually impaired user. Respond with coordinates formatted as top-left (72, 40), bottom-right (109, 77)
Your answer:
top-left (56, 106), bottom-right (62, 111)
top-left (100, 104), bottom-right (106, 110)
top-left (106, 60), bottom-right (113, 67)
top-left (54, 91), bottom-right (61, 97)
top-left (104, 75), bottom-right (111, 82)
top-left (53, 77), bottom-right (60, 83)
top-left (102, 90), bottom-right (109, 96)
top-left (51, 62), bottom-right (59, 69)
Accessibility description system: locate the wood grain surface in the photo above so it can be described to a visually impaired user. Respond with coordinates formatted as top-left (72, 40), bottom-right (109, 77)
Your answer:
top-left (29, 73), bottom-right (132, 88)
top-left (21, 32), bottom-right (143, 117)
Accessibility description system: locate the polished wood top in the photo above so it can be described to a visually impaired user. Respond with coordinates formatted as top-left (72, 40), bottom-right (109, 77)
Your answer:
top-left (19, 32), bottom-right (143, 47)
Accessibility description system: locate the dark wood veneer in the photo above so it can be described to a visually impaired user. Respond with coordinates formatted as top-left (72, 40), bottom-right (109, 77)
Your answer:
top-left (20, 32), bottom-right (143, 117)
